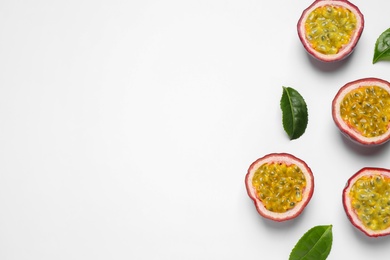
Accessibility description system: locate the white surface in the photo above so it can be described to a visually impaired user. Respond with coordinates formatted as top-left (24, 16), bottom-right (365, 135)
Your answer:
top-left (1, 0), bottom-right (390, 259)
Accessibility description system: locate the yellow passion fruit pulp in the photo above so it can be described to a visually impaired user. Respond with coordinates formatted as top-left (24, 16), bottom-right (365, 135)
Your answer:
top-left (343, 168), bottom-right (390, 237)
top-left (332, 78), bottom-right (390, 146)
top-left (252, 163), bottom-right (307, 213)
top-left (297, 0), bottom-right (364, 62)
top-left (245, 153), bottom-right (314, 222)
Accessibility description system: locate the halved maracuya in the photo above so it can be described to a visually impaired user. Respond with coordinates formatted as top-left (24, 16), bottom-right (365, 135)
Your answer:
top-left (245, 153), bottom-right (314, 222)
top-left (297, 0), bottom-right (364, 62)
top-left (343, 167), bottom-right (390, 237)
top-left (332, 78), bottom-right (390, 146)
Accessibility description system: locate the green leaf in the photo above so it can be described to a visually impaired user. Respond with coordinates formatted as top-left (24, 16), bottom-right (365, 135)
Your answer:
top-left (373, 28), bottom-right (390, 64)
top-left (289, 225), bottom-right (333, 260)
top-left (280, 87), bottom-right (308, 140)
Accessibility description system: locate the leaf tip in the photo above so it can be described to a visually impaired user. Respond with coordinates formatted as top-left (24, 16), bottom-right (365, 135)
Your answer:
top-left (289, 225), bottom-right (333, 260)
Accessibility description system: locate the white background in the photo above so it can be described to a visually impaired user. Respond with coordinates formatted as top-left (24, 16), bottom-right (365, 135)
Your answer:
top-left (1, 0), bottom-right (390, 259)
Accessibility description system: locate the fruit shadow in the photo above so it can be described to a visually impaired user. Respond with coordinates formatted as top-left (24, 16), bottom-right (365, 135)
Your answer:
top-left (304, 50), bottom-right (354, 73)
top-left (259, 209), bottom-right (307, 231)
top-left (338, 132), bottom-right (389, 157)
top-left (349, 224), bottom-right (390, 245)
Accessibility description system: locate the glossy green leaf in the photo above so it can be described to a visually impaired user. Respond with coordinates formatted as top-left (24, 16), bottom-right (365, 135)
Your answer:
top-left (280, 87), bottom-right (308, 140)
top-left (373, 28), bottom-right (390, 64)
top-left (289, 225), bottom-right (333, 260)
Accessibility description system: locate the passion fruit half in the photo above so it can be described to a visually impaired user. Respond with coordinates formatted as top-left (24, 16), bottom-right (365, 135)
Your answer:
top-left (332, 78), bottom-right (390, 146)
top-left (245, 153), bottom-right (314, 222)
top-left (343, 167), bottom-right (390, 237)
top-left (297, 0), bottom-right (364, 62)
